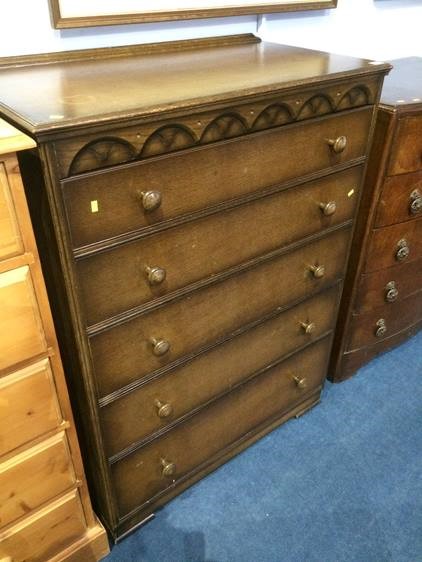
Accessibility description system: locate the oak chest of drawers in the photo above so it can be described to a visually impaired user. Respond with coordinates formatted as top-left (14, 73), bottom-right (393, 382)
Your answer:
top-left (329, 57), bottom-right (422, 382)
top-left (0, 35), bottom-right (390, 540)
top-left (0, 120), bottom-right (109, 560)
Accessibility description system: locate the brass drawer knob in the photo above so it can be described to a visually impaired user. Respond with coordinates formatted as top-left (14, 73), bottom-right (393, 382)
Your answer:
top-left (328, 135), bottom-right (347, 154)
top-left (385, 281), bottom-right (398, 303)
top-left (309, 264), bottom-right (325, 279)
top-left (150, 338), bottom-right (171, 357)
top-left (161, 458), bottom-right (176, 478)
top-left (145, 265), bottom-right (166, 286)
top-left (319, 201), bottom-right (337, 216)
top-left (375, 318), bottom-right (387, 338)
top-left (395, 239), bottom-right (410, 262)
top-left (301, 321), bottom-right (316, 335)
top-left (139, 190), bottom-right (162, 212)
top-left (409, 189), bottom-right (422, 215)
top-left (293, 375), bottom-right (307, 390)
top-left (154, 399), bottom-right (173, 418)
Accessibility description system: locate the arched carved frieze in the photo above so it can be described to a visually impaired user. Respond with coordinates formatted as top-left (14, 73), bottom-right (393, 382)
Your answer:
top-left (337, 85), bottom-right (371, 110)
top-left (65, 83), bottom-right (374, 176)
top-left (140, 124), bottom-right (197, 158)
top-left (200, 113), bottom-right (248, 144)
top-left (252, 103), bottom-right (294, 131)
top-left (297, 94), bottom-right (334, 120)
top-left (69, 137), bottom-right (137, 175)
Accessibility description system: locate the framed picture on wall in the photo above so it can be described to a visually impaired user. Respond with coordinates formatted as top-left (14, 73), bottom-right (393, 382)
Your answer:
top-left (49, 0), bottom-right (338, 29)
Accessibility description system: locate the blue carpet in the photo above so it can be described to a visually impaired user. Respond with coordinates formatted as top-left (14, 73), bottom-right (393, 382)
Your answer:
top-left (105, 331), bottom-right (422, 562)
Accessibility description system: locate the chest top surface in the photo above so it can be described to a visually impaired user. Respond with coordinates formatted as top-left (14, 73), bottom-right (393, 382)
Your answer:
top-left (380, 57), bottom-right (422, 109)
top-left (0, 34), bottom-right (389, 136)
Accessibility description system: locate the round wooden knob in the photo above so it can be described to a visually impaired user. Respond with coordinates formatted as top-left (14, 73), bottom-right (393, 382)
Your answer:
top-left (409, 190), bottom-right (421, 215)
top-left (293, 375), bottom-right (307, 390)
top-left (395, 239), bottom-right (410, 262)
top-left (375, 319), bottom-right (387, 338)
top-left (150, 338), bottom-right (170, 357)
top-left (145, 265), bottom-right (166, 286)
top-left (319, 201), bottom-right (337, 216)
top-left (385, 281), bottom-right (398, 303)
top-left (301, 321), bottom-right (316, 335)
top-left (328, 135), bottom-right (347, 154)
top-left (310, 264), bottom-right (325, 279)
top-left (154, 399), bottom-right (173, 418)
top-left (139, 190), bottom-right (162, 212)
top-left (161, 458), bottom-right (176, 478)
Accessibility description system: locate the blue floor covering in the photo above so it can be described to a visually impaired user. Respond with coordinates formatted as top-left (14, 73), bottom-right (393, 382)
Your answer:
top-left (105, 331), bottom-right (422, 562)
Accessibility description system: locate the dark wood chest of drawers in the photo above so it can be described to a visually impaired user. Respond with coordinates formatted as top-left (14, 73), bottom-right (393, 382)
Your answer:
top-left (329, 57), bottom-right (422, 382)
top-left (0, 35), bottom-right (389, 540)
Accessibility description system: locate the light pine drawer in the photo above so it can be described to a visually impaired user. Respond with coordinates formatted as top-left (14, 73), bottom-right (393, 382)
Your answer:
top-left (77, 166), bottom-right (362, 326)
top-left (0, 266), bottom-right (47, 372)
top-left (0, 161), bottom-right (23, 261)
top-left (0, 490), bottom-right (87, 562)
top-left (0, 432), bottom-right (75, 528)
top-left (0, 360), bottom-right (62, 456)
top-left (62, 108), bottom-right (372, 248)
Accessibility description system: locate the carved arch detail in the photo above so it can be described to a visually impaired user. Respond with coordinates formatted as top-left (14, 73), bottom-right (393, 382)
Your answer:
top-left (66, 84), bottom-right (373, 176)
top-left (140, 124), bottom-right (197, 158)
top-left (200, 113), bottom-right (248, 144)
top-left (337, 85), bottom-right (371, 110)
top-left (69, 137), bottom-right (137, 175)
top-left (252, 103), bottom-right (294, 131)
top-left (297, 94), bottom-right (335, 119)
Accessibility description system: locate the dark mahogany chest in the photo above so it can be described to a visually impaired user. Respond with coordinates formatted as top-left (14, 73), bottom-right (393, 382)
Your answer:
top-left (329, 57), bottom-right (422, 382)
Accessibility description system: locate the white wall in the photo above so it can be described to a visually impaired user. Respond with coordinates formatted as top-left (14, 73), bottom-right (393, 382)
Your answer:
top-left (1, 0), bottom-right (422, 61)
top-left (259, 0), bottom-right (422, 60)
top-left (0, 1), bottom-right (257, 57)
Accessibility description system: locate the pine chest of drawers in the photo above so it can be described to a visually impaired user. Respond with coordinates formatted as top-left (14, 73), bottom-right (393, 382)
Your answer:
top-left (329, 57), bottom-right (422, 381)
top-left (0, 120), bottom-right (109, 560)
top-left (0, 35), bottom-right (390, 540)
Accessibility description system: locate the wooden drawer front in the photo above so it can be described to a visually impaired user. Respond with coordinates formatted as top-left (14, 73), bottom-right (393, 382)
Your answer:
top-left (101, 286), bottom-right (340, 457)
top-left (341, 321), bottom-right (422, 379)
top-left (347, 289), bottom-right (422, 351)
top-left (0, 266), bottom-right (47, 372)
top-left (364, 219), bottom-right (422, 274)
top-left (0, 360), bottom-right (62, 456)
top-left (78, 167), bottom-right (362, 326)
top-left (355, 258), bottom-right (422, 314)
top-left (112, 337), bottom-right (331, 517)
top-left (389, 115), bottom-right (422, 175)
top-left (63, 108), bottom-right (372, 248)
top-left (0, 432), bottom-right (75, 528)
top-left (0, 161), bottom-right (23, 260)
top-left (375, 170), bottom-right (422, 227)
top-left (0, 490), bottom-right (87, 562)
top-left (91, 227), bottom-right (351, 397)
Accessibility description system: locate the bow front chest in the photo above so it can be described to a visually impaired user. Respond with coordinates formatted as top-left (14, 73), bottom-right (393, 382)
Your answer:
top-left (0, 35), bottom-right (390, 540)
top-left (329, 57), bottom-right (422, 381)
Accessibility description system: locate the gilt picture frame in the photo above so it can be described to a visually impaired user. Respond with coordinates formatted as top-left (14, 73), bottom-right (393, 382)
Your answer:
top-left (49, 0), bottom-right (338, 29)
